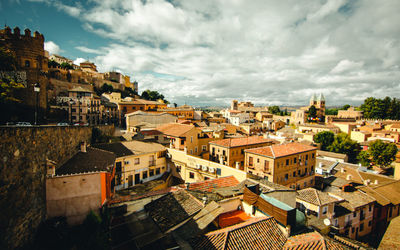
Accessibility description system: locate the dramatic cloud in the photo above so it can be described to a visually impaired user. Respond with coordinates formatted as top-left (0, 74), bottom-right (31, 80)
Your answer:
top-left (44, 41), bottom-right (61, 55)
top-left (73, 57), bottom-right (86, 66)
top-left (39, 0), bottom-right (400, 106)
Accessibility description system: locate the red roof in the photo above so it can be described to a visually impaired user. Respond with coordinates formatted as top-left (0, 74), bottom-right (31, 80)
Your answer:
top-left (218, 210), bottom-right (251, 228)
top-left (140, 130), bottom-right (161, 136)
top-left (188, 176), bottom-right (239, 192)
top-left (209, 136), bottom-right (276, 148)
top-left (156, 123), bottom-right (196, 137)
top-left (245, 142), bottom-right (316, 158)
top-left (192, 216), bottom-right (287, 250)
top-left (283, 231), bottom-right (346, 249)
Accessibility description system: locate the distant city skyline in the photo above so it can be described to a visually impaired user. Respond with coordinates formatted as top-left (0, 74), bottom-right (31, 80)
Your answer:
top-left (1, 0), bottom-right (399, 106)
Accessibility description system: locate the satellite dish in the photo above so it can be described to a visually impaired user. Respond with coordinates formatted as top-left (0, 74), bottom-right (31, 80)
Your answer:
top-left (323, 218), bottom-right (331, 226)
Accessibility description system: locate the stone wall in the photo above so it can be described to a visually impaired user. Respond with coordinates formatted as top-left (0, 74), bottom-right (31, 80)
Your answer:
top-left (0, 125), bottom-right (114, 249)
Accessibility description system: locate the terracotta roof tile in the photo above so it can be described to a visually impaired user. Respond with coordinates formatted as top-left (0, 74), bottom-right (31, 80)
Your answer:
top-left (156, 123), bottom-right (196, 137)
top-left (297, 188), bottom-right (339, 206)
top-left (245, 142), bottom-right (317, 158)
top-left (188, 176), bottom-right (240, 193)
top-left (210, 136), bottom-right (277, 148)
top-left (284, 231), bottom-right (348, 250)
top-left (145, 189), bottom-right (203, 232)
top-left (191, 216), bottom-right (287, 250)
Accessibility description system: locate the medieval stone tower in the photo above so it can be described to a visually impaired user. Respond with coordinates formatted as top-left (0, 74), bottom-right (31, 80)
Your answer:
top-left (231, 99), bottom-right (238, 110)
top-left (0, 26), bottom-right (48, 110)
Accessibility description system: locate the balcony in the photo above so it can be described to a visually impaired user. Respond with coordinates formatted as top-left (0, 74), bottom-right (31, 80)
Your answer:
top-left (149, 160), bottom-right (156, 167)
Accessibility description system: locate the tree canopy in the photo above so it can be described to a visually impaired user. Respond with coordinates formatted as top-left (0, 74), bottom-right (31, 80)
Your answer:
top-left (328, 133), bottom-right (361, 163)
top-left (268, 105), bottom-right (280, 115)
top-left (141, 89), bottom-right (168, 103)
top-left (314, 131), bottom-right (335, 151)
top-left (308, 105), bottom-right (317, 119)
top-left (368, 140), bottom-right (398, 168)
top-left (360, 97), bottom-right (400, 120)
top-left (0, 76), bottom-right (25, 103)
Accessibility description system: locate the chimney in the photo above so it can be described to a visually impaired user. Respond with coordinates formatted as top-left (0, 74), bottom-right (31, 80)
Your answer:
top-left (341, 168), bottom-right (345, 173)
top-left (346, 174), bottom-right (352, 181)
top-left (80, 141), bottom-right (87, 153)
top-left (219, 156), bottom-right (224, 164)
top-left (374, 179), bottom-right (379, 185)
top-left (319, 162), bottom-right (323, 168)
top-left (184, 146), bottom-right (188, 153)
top-left (202, 196), bottom-right (208, 205)
top-left (236, 161), bottom-right (240, 169)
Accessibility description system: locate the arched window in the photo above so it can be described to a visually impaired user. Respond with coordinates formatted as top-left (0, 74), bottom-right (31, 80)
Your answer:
top-left (25, 60), bottom-right (30, 67)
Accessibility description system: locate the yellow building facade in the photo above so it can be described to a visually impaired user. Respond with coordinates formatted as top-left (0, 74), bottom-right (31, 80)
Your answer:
top-left (244, 143), bottom-right (317, 189)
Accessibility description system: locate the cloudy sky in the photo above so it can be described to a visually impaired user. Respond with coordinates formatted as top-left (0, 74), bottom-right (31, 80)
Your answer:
top-left (1, 0), bottom-right (400, 106)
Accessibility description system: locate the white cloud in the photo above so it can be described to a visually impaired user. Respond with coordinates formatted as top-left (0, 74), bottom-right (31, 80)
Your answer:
top-left (36, 0), bottom-right (400, 106)
top-left (75, 46), bottom-right (102, 54)
top-left (73, 58), bottom-right (86, 65)
top-left (44, 41), bottom-right (61, 55)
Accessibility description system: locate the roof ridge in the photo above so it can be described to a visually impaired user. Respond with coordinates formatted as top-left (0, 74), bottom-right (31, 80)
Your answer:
top-left (314, 188), bottom-right (322, 206)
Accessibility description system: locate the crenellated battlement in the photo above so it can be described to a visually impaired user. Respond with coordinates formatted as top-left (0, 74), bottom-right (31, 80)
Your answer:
top-left (0, 26), bottom-right (44, 43)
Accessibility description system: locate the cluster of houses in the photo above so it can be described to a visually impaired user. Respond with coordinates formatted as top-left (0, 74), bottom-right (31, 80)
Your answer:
top-left (44, 95), bottom-right (400, 249)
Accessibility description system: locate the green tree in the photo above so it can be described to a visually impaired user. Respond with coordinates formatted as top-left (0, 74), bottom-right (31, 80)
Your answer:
top-left (368, 140), bottom-right (398, 168)
top-left (101, 83), bottom-right (114, 94)
top-left (268, 105), bottom-right (280, 115)
top-left (0, 77), bottom-right (25, 103)
top-left (357, 151), bottom-right (371, 167)
top-left (325, 108), bottom-right (338, 115)
top-left (328, 133), bottom-right (361, 163)
top-left (314, 131), bottom-right (335, 151)
top-left (342, 104), bottom-right (350, 110)
top-left (141, 89), bottom-right (169, 103)
top-left (60, 62), bottom-right (73, 70)
top-left (48, 60), bottom-right (60, 68)
top-left (308, 105), bottom-right (317, 120)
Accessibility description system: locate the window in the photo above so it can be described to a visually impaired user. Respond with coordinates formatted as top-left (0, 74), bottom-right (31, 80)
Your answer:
top-left (294, 157), bottom-right (297, 163)
top-left (142, 171), bottom-right (148, 179)
top-left (368, 220), bottom-right (372, 227)
top-left (116, 162), bottom-right (122, 173)
top-left (298, 170), bottom-right (301, 175)
top-left (360, 223), bottom-right (364, 232)
top-left (257, 158), bottom-right (260, 163)
top-left (71, 108), bottom-right (76, 112)
top-left (369, 204), bottom-right (372, 212)
top-left (190, 136), bottom-right (193, 143)
top-left (249, 157), bottom-right (253, 166)
top-left (181, 139), bottom-right (185, 145)
top-left (202, 145), bottom-right (207, 151)
top-left (25, 60), bottom-right (30, 67)
top-left (286, 159), bottom-right (289, 165)
top-left (195, 147), bottom-right (198, 153)
top-left (323, 206), bottom-right (327, 214)
top-left (189, 172), bottom-right (194, 179)
top-left (293, 171), bottom-right (296, 177)
top-left (312, 153), bottom-right (315, 159)
top-left (306, 155), bottom-right (308, 160)
top-left (149, 169), bottom-right (154, 177)
top-left (285, 174), bottom-right (288, 181)
top-left (352, 227), bottom-right (355, 233)
top-left (304, 181), bottom-right (307, 188)
top-left (134, 158), bottom-right (140, 165)
top-left (156, 168), bottom-right (160, 175)
top-left (353, 212), bottom-right (357, 218)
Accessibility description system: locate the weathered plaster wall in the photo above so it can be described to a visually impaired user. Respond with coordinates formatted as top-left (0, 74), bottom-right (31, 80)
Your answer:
top-left (0, 125), bottom-right (114, 249)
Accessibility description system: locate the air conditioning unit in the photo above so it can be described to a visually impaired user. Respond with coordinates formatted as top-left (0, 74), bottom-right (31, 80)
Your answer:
top-left (209, 167), bottom-right (215, 173)
top-left (202, 166), bottom-right (208, 172)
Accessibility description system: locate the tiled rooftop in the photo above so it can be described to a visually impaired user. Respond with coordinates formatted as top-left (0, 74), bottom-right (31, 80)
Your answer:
top-left (56, 147), bottom-right (115, 175)
top-left (144, 189), bottom-right (203, 232)
top-left (329, 190), bottom-right (375, 211)
top-left (191, 216), bottom-right (287, 250)
top-left (297, 188), bottom-right (339, 206)
top-left (284, 231), bottom-right (347, 250)
top-left (156, 123), bottom-right (195, 137)
top-left (245, 142), bottom-right (317, 158)
top-left (187, 176), bottom-right (240, 193)
top-left (209, 136), bottom-right (276, 148)
top-left (92, 140), bottom-right (165, 157)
